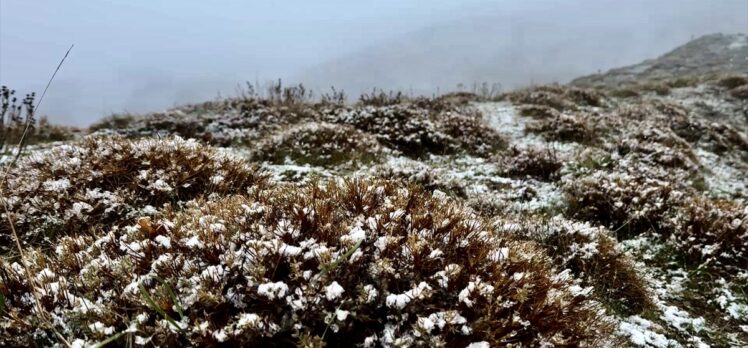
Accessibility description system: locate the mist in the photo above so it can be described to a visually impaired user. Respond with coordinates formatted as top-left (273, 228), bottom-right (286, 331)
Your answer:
top-left (1, 0), bottom-right (746, 126)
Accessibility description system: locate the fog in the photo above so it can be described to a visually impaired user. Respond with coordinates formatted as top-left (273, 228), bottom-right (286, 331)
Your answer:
top-left (1, 0), bottom-right (746, 126)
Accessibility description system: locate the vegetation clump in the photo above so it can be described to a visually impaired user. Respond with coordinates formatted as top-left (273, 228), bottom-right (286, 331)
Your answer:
top-left (253, 122), bottom-right (384, 167)
top-left (498, 216), bottom-right (653, 316)
top-left (0, 136), bottom-right (267, 252)
top-left (496, 147), bottom-right (562, 181)
top-left (505, 85), bottom-right (606, 111)
top-left (327, 105), bottom-right (503, 158)
top-left (526, 114), bottom-right (598, 144)
top-left (0, 179), bottom-right (612, 347)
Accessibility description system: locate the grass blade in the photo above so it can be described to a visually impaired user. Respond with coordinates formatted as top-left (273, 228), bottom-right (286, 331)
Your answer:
top-left (321, 239), bottom-right (363, 276)
top-left (138, 282), bottom-right (184, 333)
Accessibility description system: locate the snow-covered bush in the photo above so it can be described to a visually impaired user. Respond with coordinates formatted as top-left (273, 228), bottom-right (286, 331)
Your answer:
top-left (496, 147), bottom-right (563, 181)
top-left (526, 114), bottom-right (598, 144)
top-left (0, 179), bottom-right (611, 347)
top-left (505, 85), bottom-right (606, 111)
top-left (564, 170), bottom-right (678, 237)
top-left (253, 122), bottom-right (384, 167)
top-left (664, 196), bottom-right (748, 274)
top-left (614, 124), bottom-right (699, 171)
top-left (0, 136), bottom-right (267, 251)
top-left (326, 105), bottom-right (503, 158)
top-left (499, 216), bottom-right (652, 315)
top-left (517, 104), bottom-right (561, 119)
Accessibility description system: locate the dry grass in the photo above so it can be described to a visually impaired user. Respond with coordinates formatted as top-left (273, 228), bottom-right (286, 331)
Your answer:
top-left (664, 196), bottom-right (748, 275)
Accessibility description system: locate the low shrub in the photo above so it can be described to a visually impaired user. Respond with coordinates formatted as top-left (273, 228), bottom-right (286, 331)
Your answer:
top-left (716, 75), bottom-right (748, 90)
top-left (564, 170), bottom-right (677, 237)
top-left (0, 179), bottom-right (612, 347)
top-left (0, 136), bottom-right (267, 252)
top-left (730, 85), bottom-right (748, 99)
top-left (526, 114), bottom-right (598, 144)
top-left (496, 147), bottom-right (562, 181)
top-left (499, 216), bottom-right (653, 316)
top-left (253, 122), bottom-right (384, 167)
top-left (615, 125), bottom-right (699, 170)
top-left (608, 88), bottom-right (641, 99)
top-left (517, 104), bottom-right (560, 119)
top-left (89, 113), bottom-right (138, 132)
top-left (505, 85), bottom-right (606, 110)
top-left (327, 105), bottom-right (503, 158)
top-left (664, 196), bottom-right (748, 274)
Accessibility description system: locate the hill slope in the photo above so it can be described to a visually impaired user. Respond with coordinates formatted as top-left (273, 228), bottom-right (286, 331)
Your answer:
top-left (572, 33), bottom-right (748, 87)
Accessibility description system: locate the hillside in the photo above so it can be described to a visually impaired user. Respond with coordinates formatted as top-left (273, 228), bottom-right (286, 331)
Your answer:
top-left (1, 35), bottom-right (748, 347)
top-left (572, 33), bottom-right (748, 87)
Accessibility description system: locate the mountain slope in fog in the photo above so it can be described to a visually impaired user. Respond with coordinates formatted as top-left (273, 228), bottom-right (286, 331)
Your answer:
top-left (296, 1), bottom-right (747, 96)
top-left (572, 33), bottom-right (748, 87)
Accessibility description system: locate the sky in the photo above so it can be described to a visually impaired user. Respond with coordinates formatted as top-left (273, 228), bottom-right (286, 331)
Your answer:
top-left (1, 0), bottom-right (746, 126)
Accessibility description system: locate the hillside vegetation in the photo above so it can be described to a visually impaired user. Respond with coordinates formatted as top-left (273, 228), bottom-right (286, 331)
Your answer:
top-left (1, 34), bottom-right (747, 347)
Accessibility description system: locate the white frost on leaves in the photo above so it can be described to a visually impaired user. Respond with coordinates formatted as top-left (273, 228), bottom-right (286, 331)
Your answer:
top-left (89, 321), bottom-right (115, 335)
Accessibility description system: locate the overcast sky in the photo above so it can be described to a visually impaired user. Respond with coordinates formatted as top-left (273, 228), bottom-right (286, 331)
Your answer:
top-left (1, 0), bottom-right (746, 126)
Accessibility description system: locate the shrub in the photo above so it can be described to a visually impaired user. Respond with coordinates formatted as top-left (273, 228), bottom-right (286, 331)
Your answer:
top-left (498, 216), bottom-right (653, 316)
top-left (0, 179), bottom-right (612, 347)
top-left (526, 114), bottom-right (598, 144)
top-left (615, 125), bottom-right (699, 170)
top-left (496, 147), bottom-right (562, 181)
top-left (0, 136), bottom-right (267, 252)
top-left (517, 104), bottom-right (560, 119)
top-left (89, 113), bottom-right (137, 132)
top-left (253, 122), bottom-right (384, 167)
top-left (716, 75), bottom-right (748, 89)
top-left (327, 105), bottom-right (503, 158)
top-left (608, 88), bottom-right (641, 99)
top-left (730, 85), bottom-right (748, 99)
top-left (664, 196), bottom-right (748, 274)
top-left (33, 116), bottom-right (78, 143)
top-left (640, 83), bottom-right (671, 96)
top-left (564, 170), bottom-right (677, 237)
top-left (438, 110), bottom-right (506, 157)
top-left (358, 89), bottom-right (407, 107)
top-left (505, 85), bottom-right (606, 110)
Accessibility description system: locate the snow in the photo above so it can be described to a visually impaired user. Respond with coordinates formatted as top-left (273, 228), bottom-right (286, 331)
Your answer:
top-left (386, 282), bottom-right (432, 309)
top-left (325, 281), bottom-right (345, 301)
top-left (618, 316), bottom-right (677, 347)
top-left (257, 281), bottom-right (289, 300)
